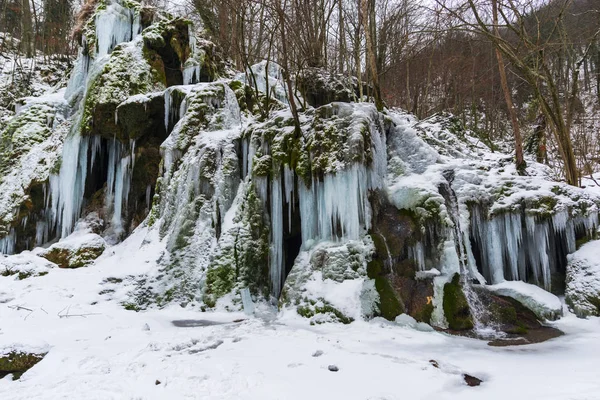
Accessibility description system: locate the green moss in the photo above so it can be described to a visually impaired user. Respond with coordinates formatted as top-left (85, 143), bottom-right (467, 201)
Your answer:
top-left (526, 196), bottom-right (559, 218)
top-left (296, 299), bottom-right (354, 324)
top-left (367, 258), bottom-right (404, 321)
top-left (443, 273), bottom-right (474, 330)
top-left (0, 104), bottom-right (55, 175)
top-left (204, 264), bottom-right (236, 304)
top-left (414, 302), bottom-right (434, 324)
top-left (122, 302), bottom-right (142, 311)
top-left (297, 305), bottom-right (314, 318)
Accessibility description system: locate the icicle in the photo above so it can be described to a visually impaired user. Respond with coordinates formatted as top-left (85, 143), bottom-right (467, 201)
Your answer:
top-left (35, 220), bottom-right (48, 247)
top-left (409, 242), bottom-right (426, 271)
top-left (95, 1), bottom-right (141, 57)
top-left (241, 138), bottom-right (249, 179)
top-left (283, 165), bottom-right (294, 234)
top-left (270, 175), bottom-right (284, 298)
top-left (145, 185), bottom-right (152, 210)
top-left (0, 229), bottom-right (16, 254)
top-left (164, 88), bottom-right (171, 133)
top-left (240, 288), bottom-right (255, 315)
top-left (183, 64), bottom-right (201, 85)
top-left (49, 135), bottom-right (90, 238)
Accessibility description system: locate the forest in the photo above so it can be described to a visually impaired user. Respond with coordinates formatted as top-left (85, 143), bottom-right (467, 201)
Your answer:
top-left (2, 0), bottom-right (600, 185)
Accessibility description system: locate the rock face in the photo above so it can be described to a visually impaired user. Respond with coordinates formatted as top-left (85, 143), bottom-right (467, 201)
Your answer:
top-left (1, 0), bottom-right (599, 333)
top-left (566, 241), bottom-right (600, 317)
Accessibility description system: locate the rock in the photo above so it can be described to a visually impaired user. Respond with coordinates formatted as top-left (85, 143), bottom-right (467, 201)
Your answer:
top-left (443, 274), bottom-right (474, 331)
top-left (0, 351), bottom-right (46, 380)
top-left (429, 360), bottom-right (439, 368)
top-left (566, 241), bottom-right (600, 318)
top-left (296, 68), bottom-right (360, 108)
top-left (155, 379), bottom-right (161, 385)
top-left (463, 373), bottom-right (483, 387)
top-left (485, 281), bottom-right (563, 321)
top-left (312, 350), bottom-right (324, 357)
top-left (40, 230), bottom-right (106, 269)
top-left (474, 286), bottom-right (543, 336)
top-left (328, 365), bottom-right (339, 372)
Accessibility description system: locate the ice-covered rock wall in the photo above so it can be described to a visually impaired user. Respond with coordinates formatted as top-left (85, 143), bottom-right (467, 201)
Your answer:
top-left (0, 0), bottom-right (223, 254)
top-left (1, 0), bottom-right (598, 329)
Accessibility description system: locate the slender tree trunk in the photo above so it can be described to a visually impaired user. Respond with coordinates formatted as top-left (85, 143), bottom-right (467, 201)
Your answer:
top-left (492, 0), bottom-right (525, 174)
top-left (361, 0), bottom-right (383, 111)
top-left (274, 0), bottom-right (301, 135)
top-left (21, 0), bottom-right (34, 57)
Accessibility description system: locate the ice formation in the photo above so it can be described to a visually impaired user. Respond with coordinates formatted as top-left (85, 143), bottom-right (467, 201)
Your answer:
top-left (95, 1), bottom-right (142, 57)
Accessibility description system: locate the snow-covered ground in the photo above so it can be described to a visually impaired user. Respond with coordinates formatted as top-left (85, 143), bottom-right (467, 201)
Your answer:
top-left (1, 228), bottom-right (600, 400)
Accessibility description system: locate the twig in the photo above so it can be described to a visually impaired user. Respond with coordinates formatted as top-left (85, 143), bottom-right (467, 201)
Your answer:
top-left (8, 305), bottom-right (33, 312)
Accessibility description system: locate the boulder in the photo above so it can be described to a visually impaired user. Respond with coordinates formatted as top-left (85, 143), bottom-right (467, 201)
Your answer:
top-left (40, 230), bottom-right (106, 269)
top-left (485, 281), bottom-right (563, 321)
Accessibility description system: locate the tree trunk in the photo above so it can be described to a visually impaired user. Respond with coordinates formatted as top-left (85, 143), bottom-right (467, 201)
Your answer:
top-left (21, 0), bottom-right (34, 57)
top-left (361, 0), bottom-right (383, 111)
top-left (492, 0), bottom-right (525, 174)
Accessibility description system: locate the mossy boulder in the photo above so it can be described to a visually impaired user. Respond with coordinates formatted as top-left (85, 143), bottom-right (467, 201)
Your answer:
top-left (0, 351), bottom-right (46, 380)
top-left (296, 67), bottom-right (359, 108)
top-left (41, 233), bottom-right (106, 268)
top-left (443, 273), bottom-right (474, 331)
top-left (0, 104), bottom-right (56, 175)
top-left (82, 39), bottom-right (166, 140)
top-left (296, 298), bottom-right (354, 324)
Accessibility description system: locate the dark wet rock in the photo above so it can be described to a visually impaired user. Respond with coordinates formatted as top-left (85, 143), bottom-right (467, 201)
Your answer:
top-left (328, 365), bottom-right (339, 372)
top-left (488, 326), bottom-right (563, 347)
top-left (155, 379), bottom-right (161, 385)
top-left (463, 373), bottom-right (482, 387)
top-left (429, 359), bottom-right (439, 368)
top-left (0, 351), bottom-right (46, 380)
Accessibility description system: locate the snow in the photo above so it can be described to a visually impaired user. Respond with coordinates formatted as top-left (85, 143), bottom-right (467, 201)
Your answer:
top-left (486, 281), bottom-right (563, 321)
top-left (2, 234), bottom-right (600, 399)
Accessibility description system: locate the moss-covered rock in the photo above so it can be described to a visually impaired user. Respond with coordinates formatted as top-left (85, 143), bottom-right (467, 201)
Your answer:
top-left (443, 273), bottom-right (474, 330)
top-left (0, 104), bottom-right (56, 176)
top-left (41, 233), bottom-right (106, 268)
top-left (0, 351), bottom-right (46, 380)
top-left (296, 67), bottom-right (359, 108)
top-left (295, 298), bottom-right (354, 324)
top-left (367, 258), bottom-right (404, 321)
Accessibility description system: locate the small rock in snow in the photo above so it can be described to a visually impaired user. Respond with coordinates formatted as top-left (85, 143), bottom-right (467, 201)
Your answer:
top-left (312, 350), bottom-right (324, 357)
top-left (463, 373), bottom-right (483, 387)
top-left (143, 323), bottom-right (150, 331)
top-left (429, 360), bottom-right (439, 369)
top-left (328, 365), bottom-right (339, 372)
top-left (155, 380), bottom-right (161, 385)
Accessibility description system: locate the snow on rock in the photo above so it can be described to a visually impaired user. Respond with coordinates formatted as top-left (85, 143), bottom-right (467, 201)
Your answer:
top-left (0, 252), bottom-right (56, 279)
top-left (282, 238), bottom-right (379, 323)
top-left (485, 281), bottom-right (563, 321)
top-left (566, 240), bottom-right (600, 318)
top-left (39, 222), bottom-right (106, 269)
